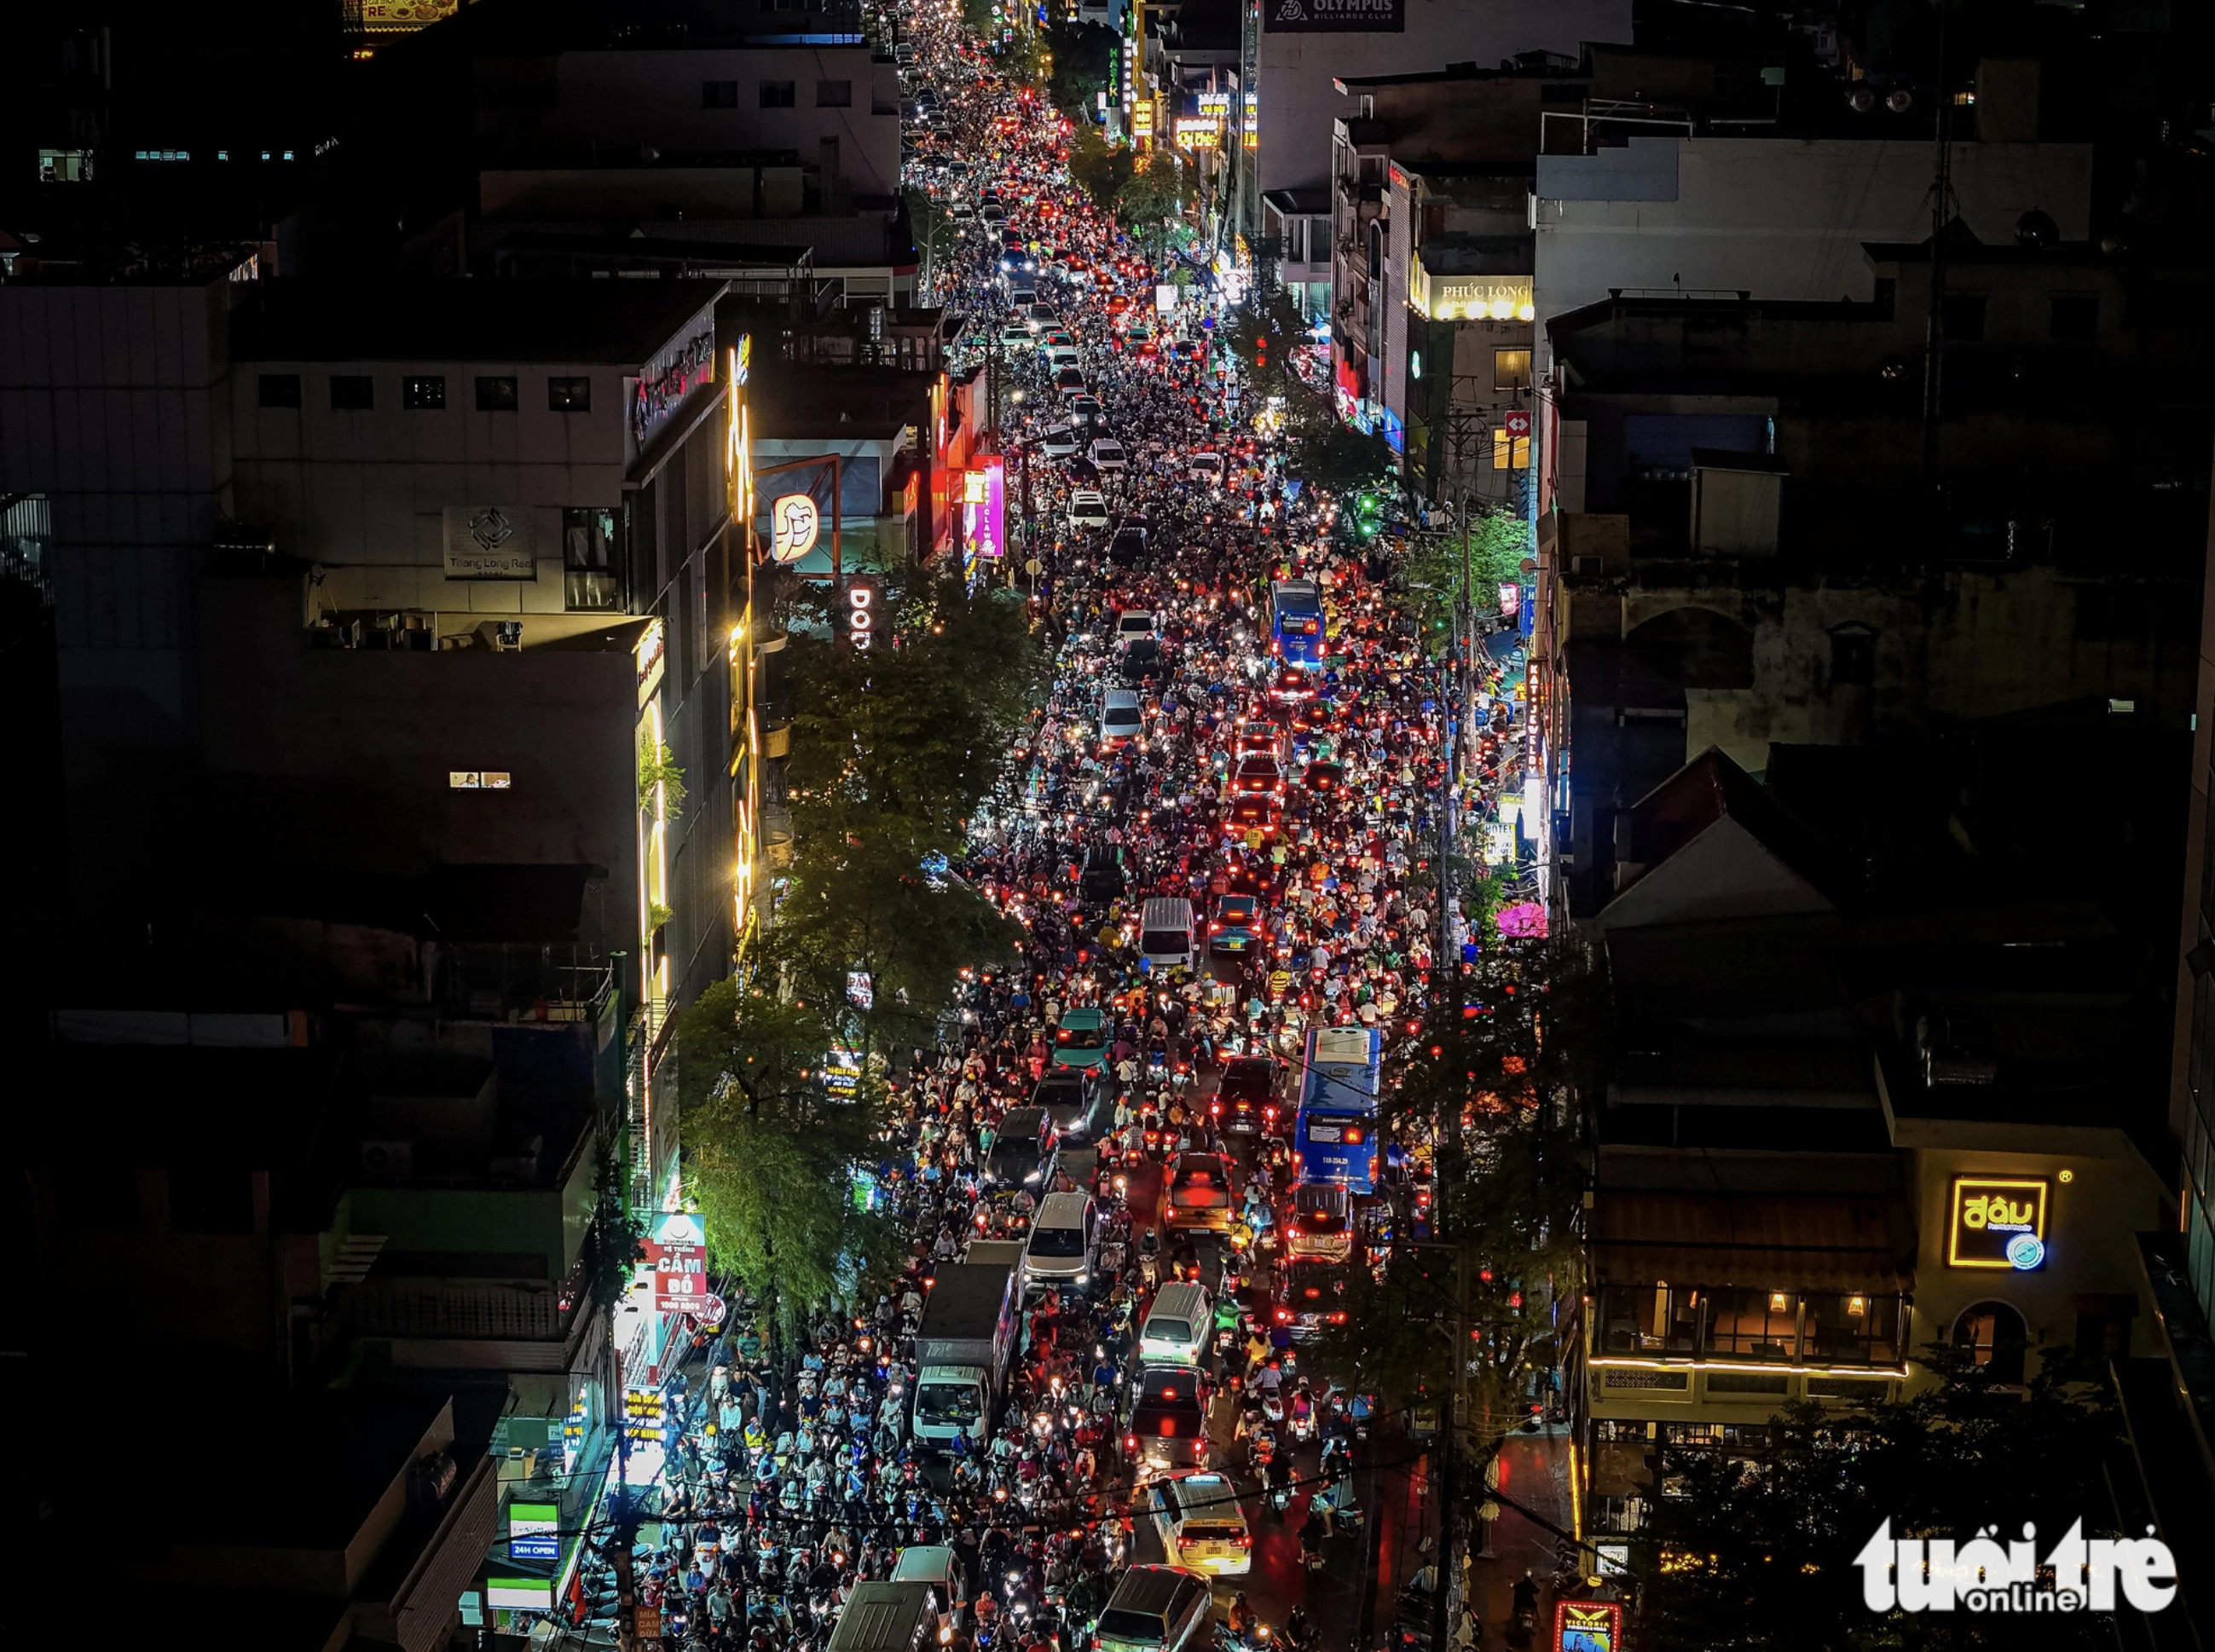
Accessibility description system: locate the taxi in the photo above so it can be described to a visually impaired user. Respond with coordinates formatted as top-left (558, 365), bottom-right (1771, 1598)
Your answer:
top-left (1052, 1007), bottom-right (1110, 1071)
top-left (1143, 1471), bottom-right (1252, 1575)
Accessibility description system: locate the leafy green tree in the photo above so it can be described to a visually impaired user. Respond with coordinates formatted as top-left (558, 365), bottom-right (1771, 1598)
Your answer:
top-left (1401, 509), bottom-right (1530, 642)
top-left (1068, 128), bottom-right (1134, 212)
top-left (1634, 1347), bottom-right (2124, 1651)
top-left (1315, 941), bottom-right (1598, 1469)
top-left (675, 976), bottom-right (899, 1342)
top-left (1114, 151), bottom-right (1185, 254)
top-left (1041, 19), bottom-right (1118, 120)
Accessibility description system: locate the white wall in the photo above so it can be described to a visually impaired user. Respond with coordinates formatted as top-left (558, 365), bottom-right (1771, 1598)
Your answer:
top-left (1257, 0), bottom-right (1631, 198)
top-left (1533, 137), bottom-right (2095, 371)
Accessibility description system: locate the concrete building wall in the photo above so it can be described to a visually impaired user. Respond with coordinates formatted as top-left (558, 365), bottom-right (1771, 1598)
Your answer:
top-left (480, 48), bottom-right (902, 199)
top-left (1257, 0), bottom-right (1628, 198)
top-left (1569, 567), bottom-right (2201, 777)
top-left (1533, 137), bottom-right (2094, 371)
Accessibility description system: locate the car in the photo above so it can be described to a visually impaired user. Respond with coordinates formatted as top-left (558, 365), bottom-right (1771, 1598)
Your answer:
top-left (1067, 456), bottom-right (1102, 485)
top-left (1046, 344), bottom-right (1083, 372)
top-left (1068, 489), bottom-right (1110, 530)
top-left (1212, 1053), bottom-right (1277, 1135)
top-left (986, 1105), bottom-right (1060, 1187)
top-left (1304, 760), bottom-right (1346, 794)
top-left (1108, 528), bottom-right (1147, 569)
top-left (1126, 322), bottom-right (1154, 346)
top-left (1293, 698), bottom-right (1333, 732)
top-left (1098, 686), bottom-right (1144, 746)
top-left (1233, 719), bottom-right (1287, 762)
top-left (1068, 395), bottom-right (1105, 425)
top-left (999, 321), bottom-right (1032, 349)
top-left (1143, 1471), bottom-right (1252, 1575)
top-left (1188, 453), bottom-right (1224, 485)
top-left (1115, 609), bottom-right (1158, 648)
top-left (1163, 1152), bottom-right (1235, 1234)
top-left (1038, 425), bottom-right (1081, 458)
top-left (1052, 1008), bottom-right (1111, 1071)
top-left (1080, 843), bottom-right (1129, 904)
top-left (1223, 793), bottom-right (1282, 840)
top-left (1206, 896), bottom-right (1262, 959)
top-left (1124, 1370), bottom-right (1212, 1472)
top-left (1096, 1566), bottom-right (1215, 1652)
top-left (1271, 1259), bottom-right (1356, 1341)
top-left (1229, 754), bottom-right (1284, 799)
top-left (1090, 437), bottom-right (1128, 471)
top-left (1026, 303), bottom-right (1061, 332)
top-left (1285, 1181), bottom-right (1356, 1262)
top-left (1033, 1067), bottom-right (1115, 1142)
top-left (1265, 667), bottom-right (1317, 706)
top-left (1119, 636), bottom-right (1167, 688)
top-left (1053, 367), bottom-right (1088, 399)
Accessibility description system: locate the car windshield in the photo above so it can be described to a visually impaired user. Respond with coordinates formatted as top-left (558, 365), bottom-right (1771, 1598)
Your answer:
top-left (1030, 1227), bottom-right (1086, 1257)
top-left (1294, 1186), bottom-right (1349, 1229)
top-left (1060, 1023), bottom-right (1105, 1048)
top-left (916, 1383), bottom-right (983, 1426)
top-left (1098, 1610), bottom-right (1166, 1645)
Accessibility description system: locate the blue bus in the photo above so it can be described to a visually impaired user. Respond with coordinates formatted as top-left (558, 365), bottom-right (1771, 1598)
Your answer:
top-left (1294, 1025), bottom-right (1383, 1193)
top-left (1269, 579), bottom-right (1324, 670)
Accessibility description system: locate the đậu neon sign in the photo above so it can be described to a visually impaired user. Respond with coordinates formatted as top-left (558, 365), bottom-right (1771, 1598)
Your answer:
top-left (1947, 1176), bottom-right (2049, 1270)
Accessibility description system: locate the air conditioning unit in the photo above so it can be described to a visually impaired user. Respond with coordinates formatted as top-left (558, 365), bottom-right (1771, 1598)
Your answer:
top-left (360, 1139), bottom-right (415, 1176)
top-left (1569, 555), bottom-right (1605, 576)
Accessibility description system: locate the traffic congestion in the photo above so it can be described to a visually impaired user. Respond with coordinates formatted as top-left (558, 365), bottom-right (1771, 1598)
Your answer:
top-left (576, 12), bottom-right (1532, 1652)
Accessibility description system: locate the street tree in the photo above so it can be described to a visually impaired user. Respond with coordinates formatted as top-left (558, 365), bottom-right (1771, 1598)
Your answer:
top-left (675, 976), bottom-right (900, 1343)
top-left (1114, 151), bottom-right (1184, 255)
top-left (1633, 1346), bottom-right (2124, 1651)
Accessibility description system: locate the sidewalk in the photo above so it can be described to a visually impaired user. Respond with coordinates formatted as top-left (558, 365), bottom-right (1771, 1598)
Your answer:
top-left (1464, 1427), bottom-right (1572, 1650)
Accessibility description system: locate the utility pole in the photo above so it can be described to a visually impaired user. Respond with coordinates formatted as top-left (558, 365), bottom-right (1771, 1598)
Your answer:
top-left (1921, 0), bottom-right (1954, 483)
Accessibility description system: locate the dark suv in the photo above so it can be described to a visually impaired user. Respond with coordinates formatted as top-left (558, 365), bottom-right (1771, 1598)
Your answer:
top-left (1213, 1056), bottom-right (1278, 1137)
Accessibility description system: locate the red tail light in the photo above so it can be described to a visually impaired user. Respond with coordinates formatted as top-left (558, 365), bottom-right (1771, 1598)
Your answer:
top-left (1345, 1127), bottom-right (1364, 1145)
top-left (1329, 1312), bottom-right (1348, 1324)
top-left (1274, 1308), bottom-right (1290, 1322)
top-left (1239, 1533), bottom-right (1252, 1548)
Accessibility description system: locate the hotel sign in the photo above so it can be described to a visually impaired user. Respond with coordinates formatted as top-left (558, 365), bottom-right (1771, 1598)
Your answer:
top-left (1263, 0), bottom-right (1403, 32)
top-left (1947, 1176), bottom-right (2050, 1270)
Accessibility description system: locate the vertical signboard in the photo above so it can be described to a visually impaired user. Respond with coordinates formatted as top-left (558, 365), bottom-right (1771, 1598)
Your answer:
top-left (839, 576), bottom-right (883, 651)
top-left (651, 1211), bottom-right (707, 1312)
top-left (963, 458), bottom-right (1007, 562)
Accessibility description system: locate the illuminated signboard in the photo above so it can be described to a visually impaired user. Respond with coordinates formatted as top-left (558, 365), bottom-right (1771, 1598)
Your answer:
top-left (1244, 91), bottom-right (1258, 147)
top-left (1553, 1601), bottom-right (1622, 1652)
top-left (1131, 101), bottom-right (1155, 138)
top-left (1410, 268), bottom-right (1535, 322)
top-left (1947, 1176), bottom-right (2050, 1270)
top-left (629, 315), bottom-right (717, 455)
top-left (770, 492), bottom-right (821, 564)
top-left (487, 1578), bottom-right (555, 1611)
top-left (1175, 118), bottom-right (1221, 148)
top-left (651, 1210), bottom-right (707, 1312)
top-left (508, 1502), bottom-right (561, 1562)
top-left (361, 0), bottom-right (459, 30)
top-left (841, 575), bottom-right (882, 651)
top-left (963, 457), bottom-right (1007, 561)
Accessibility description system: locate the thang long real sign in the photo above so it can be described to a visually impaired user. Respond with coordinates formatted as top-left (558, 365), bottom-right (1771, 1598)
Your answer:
top-left (1263, 0), bottom-right (1404, 32)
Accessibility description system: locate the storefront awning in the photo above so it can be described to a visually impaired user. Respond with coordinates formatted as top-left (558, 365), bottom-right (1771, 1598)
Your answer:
top-left (1592, 1189), bottom-right (1917, 1292)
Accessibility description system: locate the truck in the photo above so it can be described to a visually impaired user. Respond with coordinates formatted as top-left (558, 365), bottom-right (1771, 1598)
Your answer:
top-left (911, 1259), bottom-right (1019, 1451)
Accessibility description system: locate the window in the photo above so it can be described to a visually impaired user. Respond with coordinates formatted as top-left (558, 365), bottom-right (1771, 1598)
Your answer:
top-left (816, 79), bottom-right (852, 107)
top-left (563, 506), bottom-right (622, 611)
top-left (329, 374), bottom-right (373, 410)
top-left (258, 373), bottom-right (302, 408)
top-left (702, 79), bottom-right (739, 107)
top-left (1492, 429), bottom-right (1530, 471)
top-left (38, 148), bottom-right (95, 183)
top-left (1494, 348), bottom-right (1532, 390)
top-left (1952, 1301), bottom-right (2027, 1384)
top-left (476, 375), bottom-right (519, 412)
top-left (2050, 295), bottom-right (2097, 341)
top-left (548, 376), bottom-right (592, 413)
top-left (1940, 294), bottom-right (1987, 342)
top-left (1829, 624), bottom-right (1877, 687)
top-left (403, 374), bottom-right (447, 411)
top-left (760, 79), bottom-right (796, 108)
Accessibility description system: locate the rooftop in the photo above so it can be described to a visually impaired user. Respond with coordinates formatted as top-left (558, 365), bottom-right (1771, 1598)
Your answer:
top-left (233, 277), bottom-right (726, 364)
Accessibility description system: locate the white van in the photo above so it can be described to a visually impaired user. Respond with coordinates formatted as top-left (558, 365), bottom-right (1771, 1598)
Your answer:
top-left (1140, 897), bottom-right (1198, 973)
top-left (1024, 1192), bottom-right (1097, 1295)
top-left (1139, 1280), bottom-right (1212, 1366)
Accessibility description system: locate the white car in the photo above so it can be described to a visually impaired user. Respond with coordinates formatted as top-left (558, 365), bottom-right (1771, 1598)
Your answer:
top-left (1188, 452), bottom-right (1224, 485)
top-left (1115, 609), bottom-right (1158, 648)
top-left (999, 322), bottom-right (1031, 349)
top-left (1038, 425), bottom-right (1082, 458)
top-left (1090, 438), bottom-right (1128, 471)
top-left (1067, 489), bottom-right (1110, 530)
top-left (1144, 1472), bottom-right (1252, 1575)
top-left (1099, 688), bottom-right (1144, 747)
top-left (1027, 303), bottom-right (1061, 333)
top-left (1046, 344), bottom-right (1082, 371)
